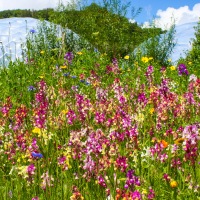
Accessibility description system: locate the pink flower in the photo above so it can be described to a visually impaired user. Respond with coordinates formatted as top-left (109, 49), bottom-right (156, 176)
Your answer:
top-left (32, 197), bottom-right (39, 200)
top-left (27, 164), bottom-right (35, 176)
top-left (115, 156), bottom-right (128, 172)
top-left (95, 112), bottom-right (105, 123)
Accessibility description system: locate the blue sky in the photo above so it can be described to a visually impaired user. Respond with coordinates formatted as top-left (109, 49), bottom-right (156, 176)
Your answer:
top-left (126, 0), bottom-right (200, 29)
top-left (0, 0), bottom-right (200, 29)
top-left (92, 0), bottom-right (200, 28)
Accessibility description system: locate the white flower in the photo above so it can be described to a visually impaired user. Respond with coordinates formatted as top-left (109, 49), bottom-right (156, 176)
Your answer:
top-left (189, 74), bottom-right (197, 82)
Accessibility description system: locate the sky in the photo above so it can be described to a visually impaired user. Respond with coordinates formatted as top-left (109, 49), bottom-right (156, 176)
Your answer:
top-left (0, 0), bottom-right (200, 29)
top-left (128, 0), bottom-right (200, 29)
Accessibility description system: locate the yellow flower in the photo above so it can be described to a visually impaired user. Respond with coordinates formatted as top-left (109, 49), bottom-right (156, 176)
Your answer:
top-left (149, 108), bottom-right (155, 115)
top-left (40, 50), bottom-right (45, 54)
top-left (170, 180), bottom-right (178, 188)
top-left (60, 65), bottom-right (67, 69)
top-left (38, 75), bottom-right (44, 79)
top-left (150, 86), bottom-right (157, 93)
top-left (18, 166), bottom-right (28, 178)
top-left (188, 61), bottom-right (192, 65)
top-left (32, 127), bottom-right (41, 134)
top-left (170, 66), bottom-right (176, 71)
top-left (124, 55), bottom-right (129, 60)
top-left (77, 52), bottom-right (83, 55)
top-left (61, 109), bottom-right (68, 114)
top-left (134, 113), bottom-right (144, 122)
top-left (142, 189), bottom-right (147, 195)
top-left (141, 56), bottom-right (149, 63)
top-left (174, 138), bottom-right (185, 145)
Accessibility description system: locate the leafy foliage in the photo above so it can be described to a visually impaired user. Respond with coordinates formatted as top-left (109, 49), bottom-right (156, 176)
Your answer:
top-left (50, 3), bottom-right (163, 59)
top-left (185, 19), bottom-right (200, 64)
top-left (0, 8), bottom-right (54, 20)
top-left (134, 23), bottom-right (176, 66)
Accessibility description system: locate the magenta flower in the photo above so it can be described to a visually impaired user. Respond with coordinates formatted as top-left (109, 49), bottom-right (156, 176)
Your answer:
top-left (182, 124), bottom-right (199, 164)
top-left (33, 80), bottom-right (48, 128)
top-left (95, 112), bottom-right (105, 124)
top-left (115, 156), bottom-right (128, 172)
top-left (98, 175), bottom-right (107, 188)
top-left (32, 197), bottom-right (39, 200)
top-left (146, 65), bottom-right (154, 76)
top-left (148, 188), bottom-right (155, 199)
top-left (27, 164), bottom-right (35, 176)
top-left (163, 173), bottom-right (170, 181)
top-left (138, 92), bottom-right (148, 106)
top-left (58, 156), bottom-right (66, 165)
top-left (131, 190), bottom-right (142, 200)
top-left (66, 110), bottom-right (76, 124)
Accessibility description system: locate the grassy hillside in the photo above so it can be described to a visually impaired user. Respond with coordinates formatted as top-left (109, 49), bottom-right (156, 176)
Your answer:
top-left (0, 3), bottom-right (164, 59)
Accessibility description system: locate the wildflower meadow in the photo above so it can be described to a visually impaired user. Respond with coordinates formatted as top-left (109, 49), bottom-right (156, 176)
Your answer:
top-left (0, 12), bottom-right (200, 200)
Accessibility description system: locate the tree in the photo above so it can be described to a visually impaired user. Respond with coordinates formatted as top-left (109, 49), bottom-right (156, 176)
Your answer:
top-left (185, 19), bottom-right (200, 64)
top-left (134, 22), bottom-right (176, 66)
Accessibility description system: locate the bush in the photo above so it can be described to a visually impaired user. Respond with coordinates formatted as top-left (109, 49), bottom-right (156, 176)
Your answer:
top-left (133, 22), bottom-right (176, 66)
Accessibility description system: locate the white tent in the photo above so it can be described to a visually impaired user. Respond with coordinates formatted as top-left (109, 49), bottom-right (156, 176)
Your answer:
top-left (0, 17), bottom-right (40, 66)
top-left (0, 17), bottom-right (197, 66)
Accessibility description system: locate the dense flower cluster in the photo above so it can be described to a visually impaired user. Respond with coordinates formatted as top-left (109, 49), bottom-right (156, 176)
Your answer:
top-left (0, 53), bottom-right (199, 199)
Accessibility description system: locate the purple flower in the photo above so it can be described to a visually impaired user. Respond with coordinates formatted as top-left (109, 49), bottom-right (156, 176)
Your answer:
top-left (85, 81), bottom-right (90, 86)
top-left (178, 63), bottom-right (189, 76)
top-left (63, 72), bottom-right (70, 77)
top-left (64, 52), bottom-right (74, 64)
top-left (125, 169), bottom-right (140, 189)
top-left (30, 29), bottom-right (36, 34)
top-left (127, 169), bottom-right (135, 179)
top-left (28, 85), bottom-right (36, 91)
top-left (31, 152), bottom-right (43, 158)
